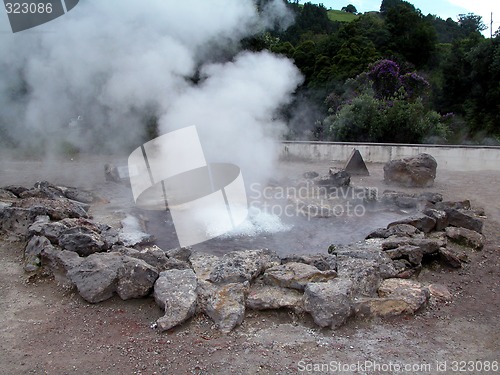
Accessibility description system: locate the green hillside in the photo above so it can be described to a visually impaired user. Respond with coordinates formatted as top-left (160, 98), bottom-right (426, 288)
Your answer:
top-left (327, 9), bottom-right (358, 23)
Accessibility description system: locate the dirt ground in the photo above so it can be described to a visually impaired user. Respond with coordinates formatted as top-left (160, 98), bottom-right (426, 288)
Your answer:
top-left (0, 154), bottom-right (499, 374)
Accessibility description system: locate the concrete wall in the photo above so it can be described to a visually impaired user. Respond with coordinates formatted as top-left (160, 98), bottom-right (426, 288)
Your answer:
top-left (281, 142), bottom-right (500, 171)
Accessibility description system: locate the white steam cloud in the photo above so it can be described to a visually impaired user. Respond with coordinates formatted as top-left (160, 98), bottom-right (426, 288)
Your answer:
top-left (0, 0), bottom-right (302, 184)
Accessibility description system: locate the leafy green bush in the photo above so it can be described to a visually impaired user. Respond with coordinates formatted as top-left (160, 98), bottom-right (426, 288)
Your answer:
top-left (324, 93), bottom-right (448, 143)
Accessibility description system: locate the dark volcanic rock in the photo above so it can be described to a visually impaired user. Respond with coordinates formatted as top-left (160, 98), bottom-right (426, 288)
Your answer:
top-left (116, 257), bottom-right (159, 300)
top-left (383, 153), bottom-right (437, 188)
top-left (388, 213), bottom-right (436, 233)
top-left (366, 224), bottom-right (422, 239)
top-left (24, 235), bottom-right (52, 272)
top-left (445, 227), bottom-right (485, 250)
top-left (58, 227), bottom-right (107, 256)
top-left (445, 209), bottom-right (483, 233)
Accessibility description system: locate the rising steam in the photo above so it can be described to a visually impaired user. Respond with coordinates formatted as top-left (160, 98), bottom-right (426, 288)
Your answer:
top-left (0, 0), bottom-right (302, 184)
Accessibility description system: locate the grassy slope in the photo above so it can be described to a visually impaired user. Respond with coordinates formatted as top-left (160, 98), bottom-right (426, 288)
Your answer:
top-left (327, 9), bottom-right (358, 23)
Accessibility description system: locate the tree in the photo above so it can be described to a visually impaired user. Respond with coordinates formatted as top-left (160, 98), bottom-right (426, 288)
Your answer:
top-left (383, 1), bottom-right (436, 67)
top-left (341, 4), bottom-right (357, 14)
top-left (458, 13), bottom-right (487, 36)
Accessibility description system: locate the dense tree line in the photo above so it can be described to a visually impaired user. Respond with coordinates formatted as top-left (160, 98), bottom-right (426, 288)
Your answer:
top-left (253, 0), bottom-right (500, 144)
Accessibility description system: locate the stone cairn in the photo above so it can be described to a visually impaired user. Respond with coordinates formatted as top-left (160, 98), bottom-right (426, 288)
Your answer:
top-left (0, 176), bottom-right (485, 333)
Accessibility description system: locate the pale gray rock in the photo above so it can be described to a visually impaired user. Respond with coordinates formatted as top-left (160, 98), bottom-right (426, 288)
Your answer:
top-left (304, 279), bottom-right (353, 329)
top-left (263, 262), bottom-right (337, 291)
top-left (153, 269), bottom-right (198, 332)
top-left (208, 249), bottom-right (280, 284)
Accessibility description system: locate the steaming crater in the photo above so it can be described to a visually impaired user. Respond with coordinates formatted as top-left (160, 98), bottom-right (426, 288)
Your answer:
top-left (145, 189), bottom-right (415, 257)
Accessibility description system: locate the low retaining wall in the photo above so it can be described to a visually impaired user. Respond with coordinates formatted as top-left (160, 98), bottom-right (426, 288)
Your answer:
top-left (281, 142), bottom-right (500, 172)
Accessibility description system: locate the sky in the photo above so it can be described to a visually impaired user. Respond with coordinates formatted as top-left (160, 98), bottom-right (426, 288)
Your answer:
top-left (300, 0), bottom-right (500, 36)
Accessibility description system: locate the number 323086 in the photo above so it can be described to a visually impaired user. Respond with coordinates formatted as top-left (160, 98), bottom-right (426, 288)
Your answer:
top-left (5, 2), bottom-right (53, 14)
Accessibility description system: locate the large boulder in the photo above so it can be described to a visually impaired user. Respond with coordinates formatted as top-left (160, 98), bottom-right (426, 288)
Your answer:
top-left (153, 269), bottom-right (198, 331)
top-left (304, 279), bottom-right (353, 329)
top-left (384, 153), bottom-right (437, 188)
top-left (67, 253), bottom-right (123, 303)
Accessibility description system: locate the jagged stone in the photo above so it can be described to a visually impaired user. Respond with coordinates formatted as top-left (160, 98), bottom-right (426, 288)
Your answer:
top-left (246, 283), bottom-right (303, 312)
top-left (378, 279), bottom-right (429, 312)
top-left (445, 227), bottom-right (484, 250)
top-left (314, 170), bottom-right (350, 189)
top-left (445, 209), bottom-right (483, 234)
top-left (280, 253), bottom-right (337, 271)
top-left (208, 249), bottom-right (280, 284)
top-left (63, 187), bottom-right (95, 204)
top-left (153, 269), bottom-right (197, 331)
top-left (422, 208), bottom-right (449, 231)
top-left (381, 191), bottom-right (420, 209)
top-left (388, 214), bottom-right (436, 233)
top-left (12, 197), bottom-right (88, 220)
top-left (383, 237), bottom-right (443, 255)
top-left (383, 153), bottom-right (437, 188)
top-left (418, 192), bottom-right (443, 204)
top-left (263, 262), bottom-right (337, 290)
top-left (116, 257), bottom-right (159, 300)
top-left (165, 247), bottom-right (192, 262)
top-left (198, 281), bottom-right (248, 333)
top-left (330, 240), bottom-right (397, 280)
top-left (2, 185), bottom-right (29, 197)
top-left (304, 279), bottom-right (353, 329)
top-left (336, 256), bottom-right (381, 297)
top-left (438, 247), bottom-right (463, 268)
top-left (40, 246), bottom-right (83, 287)
top-left (428, 284), bottom-right (453, 302)
top-left (58, 227), bottom-right (107, 256)
top-left (366, 224), bottom-right (422, 239)
top-left (434, 200), bottom-right (471, 211)
top-left (67, 253), bottom-right (123, 303)
top-left (24, 235), bottom-right (51, 272)
top-left (354, 297), bottom-right (414, 317)
top-left (0, 189), bottom-right (17, 200)
top-left (189, 252), bottom-right (220, 281)
top-left (384, 245), bottom-right (423, 266)
top-left (0, 206), bottom-right (47, 237)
